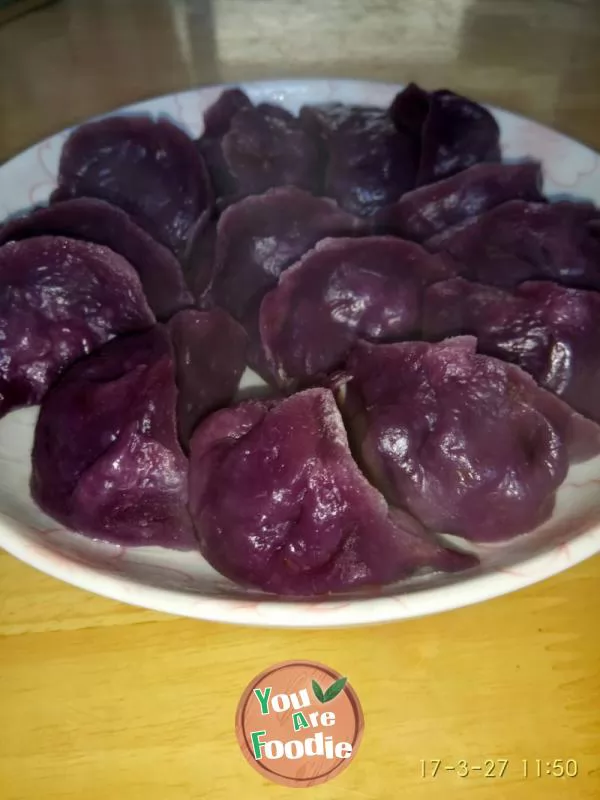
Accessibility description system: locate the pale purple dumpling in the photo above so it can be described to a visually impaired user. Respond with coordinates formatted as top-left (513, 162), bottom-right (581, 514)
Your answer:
top-left (343, 337), bottom-right (600, 543)
top-left (0, 236), bottom-right (155, 419)
top-left (425, 200), bottom-right (600, 289)
top-left (423, 278), bottom-right (600, 424)
top-left (188, 388), bottom-right (475, 595)
top-left (0, 198), bottom-right (193, 320)
top-left (390, 83), bottom-right (501, 185)
top-left (260, 236), bottom-right (451, 389)
top-left (52, 114), bottom-right (212, 257)
top-left (168, 308), bottom-right (247, 447)
top-left (374, 162), bottom-right (544, 242)
top-left (31, 327), bottom-right (196, 549)
top-left (299, 102), bottom-right (419, 216)
top-left (198, 89), bottom-right (320, 202)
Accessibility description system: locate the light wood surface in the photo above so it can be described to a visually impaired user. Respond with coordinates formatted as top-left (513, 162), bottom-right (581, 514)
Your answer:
top-left (1, 1), bottom-right (599, 798)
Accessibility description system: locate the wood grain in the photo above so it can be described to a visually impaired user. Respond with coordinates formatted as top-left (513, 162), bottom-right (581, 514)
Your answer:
top-left (1, 1), bottom-right (600, 798)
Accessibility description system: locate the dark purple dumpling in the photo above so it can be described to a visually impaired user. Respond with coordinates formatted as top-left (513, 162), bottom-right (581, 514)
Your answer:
top-left (209, 186), bottom-right (365, 323)
top-left (0, 198), bottom-right (193, 320)
top-left (167, 308), bottom-right (247, 447)
top-left (52, 115), bottom-right (212, 257)
top-left (188, 388), bottom-right (475, 595)
top-left (198, 89), bottom-right (320, 202)
top-left (391, 83), bottom-right (501, 185)
top-left (423, 278), bottom-right (600, 424)
top-left (222, 103), bottom-right (320, 196)
top-left (425, 200), bottom-right (600, 290)
top-left (299, 102), bottom-right (419, 216)
top-left (260, 236), bottom-right (451, 389)
top-left (343, 337), bottom-right (600, 543)
top-left (374, 162), bottom-right (544, 242)
top-left (199, 88), bottom-right (253, 199)
top-left (31, 327), bottom-right (196, 549)
top-left (0, 236), bottom-right (154, 419)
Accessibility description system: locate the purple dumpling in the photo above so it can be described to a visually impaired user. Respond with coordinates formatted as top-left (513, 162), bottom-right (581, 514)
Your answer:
top-left (202, 187), bottom-right (364, 323)
top-left (343, 337), bottom-right (600, 543)
top-left (198, 186), bottom-right (364, 379)
top-left (31, 327), bottom-right (196, 549)
top-left (0, 198), bottom-right (193, 320)
top-left (52, 115), bottom-right (212, 257)
top-left (198, 88), bottom-right (253, 200)
top-left (299, 102), bottom-right (419, 216)
top-left (425, 199), bottom-right (600, 289)
top-left (188, 388), bottom-right (475, 595)
top-left (260, 236), bottom-right (451, 389)
top-left (167, 308), bottom-right (247, 447)
top-left (0, 236), bottom-right (154, 419)
top-left (374, 162), bottom-right (544, 242)
top-left (423, 278), bottom-right (600, 424)
top-left (198, 89), bottom-right (320, 203)
top-left (390, 83), bottom-right (501, 185)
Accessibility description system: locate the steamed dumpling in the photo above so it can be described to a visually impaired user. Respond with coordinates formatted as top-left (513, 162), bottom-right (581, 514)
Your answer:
top-left (188, 387), bottom-right (475, 595)
top-left (343, 337), bottom-right (600, 543)
top-left (31, 327), bottom-right (196, 549)
top-left (0, 235), bottom-right (154, 419)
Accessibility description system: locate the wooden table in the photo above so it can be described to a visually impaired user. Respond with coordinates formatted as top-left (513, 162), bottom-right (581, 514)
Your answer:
top-left (1, 1), bottom-right (599, 798)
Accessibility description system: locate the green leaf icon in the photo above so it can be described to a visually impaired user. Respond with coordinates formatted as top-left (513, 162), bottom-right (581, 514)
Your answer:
top-left (312, 679), bottom-right (325, 703)
top-left (323, 677), bottom-right (348, 703)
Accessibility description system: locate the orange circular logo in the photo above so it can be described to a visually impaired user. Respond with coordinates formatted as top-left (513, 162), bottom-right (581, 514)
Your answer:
top-left (235, 660), bottom-right (364, 788)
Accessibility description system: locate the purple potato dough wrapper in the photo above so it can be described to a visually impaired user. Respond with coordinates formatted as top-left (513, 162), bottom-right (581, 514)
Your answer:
top-left (390, 83), bottom-right (501, 185)
top-left (31, 327), bottom-right (196, 550)
top-left (373, 162), bottom-right (544, 242)
top-left (0, 197), bottom-right (193, 320)
top-left (0, 235), bottom-right (155, 419)
top-left (425, 199), bottom-right (600, 290)
top-left (259, 235), bottom-right (452, 390)
top-left (52, 114), bottom-right (213, 258)
top-left (300, 102), bottom-right (419, 216)
top-left (188, 388), bottom-right (476, 595)
top-left (343, 336), bottom-right (600, 544)
top-left (423, 278), bottom-right (600, 425)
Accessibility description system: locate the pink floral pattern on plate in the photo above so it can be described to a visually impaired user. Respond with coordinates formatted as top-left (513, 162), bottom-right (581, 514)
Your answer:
top-left (0, 80), bottom-right (599, 627)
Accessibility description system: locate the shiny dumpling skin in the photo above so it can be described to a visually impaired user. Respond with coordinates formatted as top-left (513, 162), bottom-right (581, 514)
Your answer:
top-left (0, 197), bottom-right (193, 320)
top-left (188, 388), bottom-right (475, 595)
top-left (260, 236), bottom-right (452, 390)
top-left (425, 200), bottom-right (600, 290)
top-left (0, 235), bottom-right (155, 419)
top-left (374, 162), bottom-right (544, 242)
top-left (343, 337), bottom-right (600, 543)
top-left (52, 114), bottom-right (213, 257)
top-left (423, 278), bottom-right (600, 424)
top-left (31, 327), bottom-right (196, 550)
top-left (300, 102), bottom-right (419, 216)
top-left (390, 83), bottom-right (501, 185)
top-left (198, 89), bottom-right (320, 203)
top-left (207, 186), bottom-right (365, 323)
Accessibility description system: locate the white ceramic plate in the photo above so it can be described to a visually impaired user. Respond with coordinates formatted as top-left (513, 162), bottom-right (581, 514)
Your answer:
top-left (1, 79), bottom-right (599, 628)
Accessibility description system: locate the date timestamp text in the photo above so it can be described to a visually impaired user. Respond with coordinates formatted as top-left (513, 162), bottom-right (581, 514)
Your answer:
top-left (420, 758), bottom-right (578, 778)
